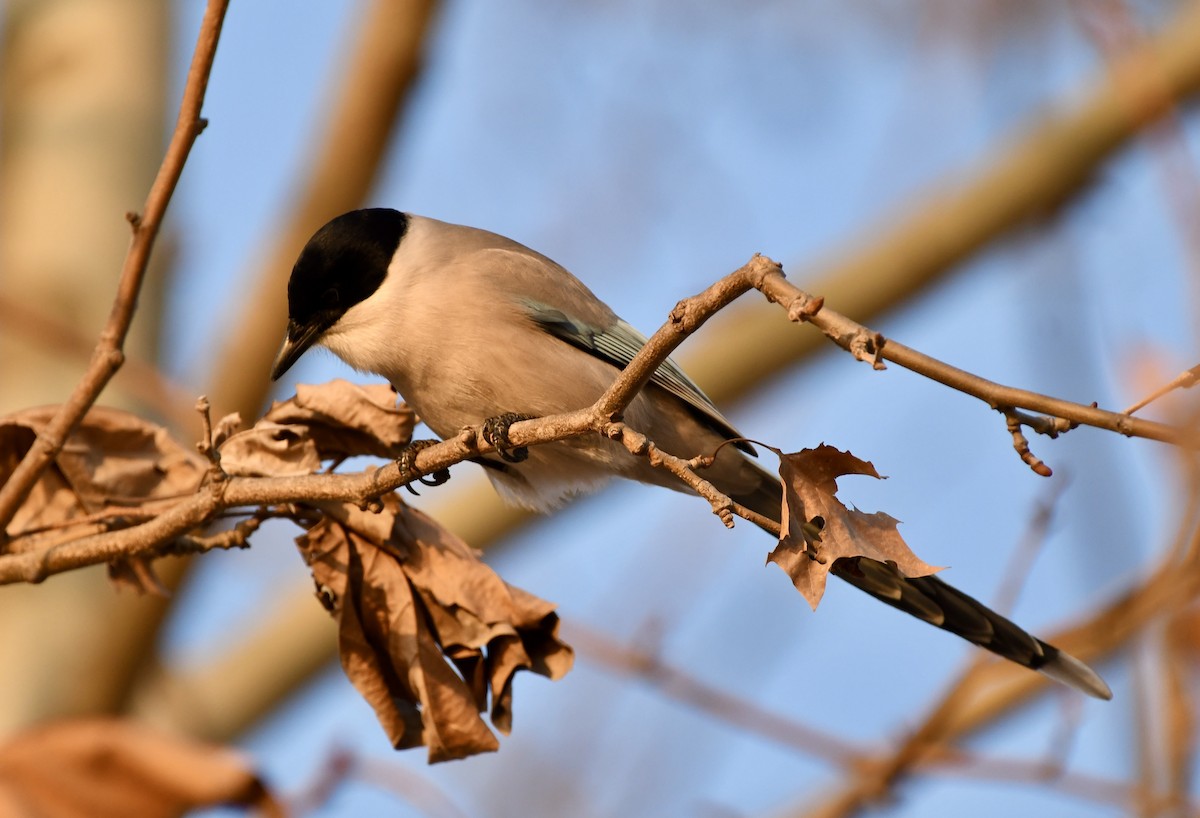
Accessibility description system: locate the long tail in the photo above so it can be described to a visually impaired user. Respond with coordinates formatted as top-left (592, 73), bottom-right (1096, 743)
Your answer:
top-left (725, 463), bottom-right (1112, 700)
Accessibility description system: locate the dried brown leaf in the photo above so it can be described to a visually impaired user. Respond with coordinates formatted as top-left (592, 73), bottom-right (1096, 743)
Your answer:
top-left (297, 495), bottom-right (572, 762)
top-left (384, 504), bottom-right (574, 734)
top-left (0, 718), bottom-right (281, 818)
top-left (211, 411), bottom-right (243, 448)
top-left (284, 381), bottom-right (414, 454)
top-left (0, 406), bottom-right (205, 539)
top-left (767, 444), bottom-right (941, 609)
top-left (0, 423), bottom-right (77, 538)
top-left (220, 380), bottom-right (414, 476)
top-left (219, 424), bottom-right (322, 477)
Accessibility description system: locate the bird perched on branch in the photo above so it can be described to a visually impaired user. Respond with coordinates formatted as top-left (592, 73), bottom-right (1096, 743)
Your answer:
top-left (271, 208), bottom-right (1112, 700)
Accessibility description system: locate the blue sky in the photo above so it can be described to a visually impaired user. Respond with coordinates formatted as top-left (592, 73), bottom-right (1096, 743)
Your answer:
top-left (163, 2), bottom-right (1195, 815)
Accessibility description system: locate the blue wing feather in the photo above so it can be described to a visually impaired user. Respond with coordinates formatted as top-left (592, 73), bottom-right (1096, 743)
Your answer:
top-left (525, 300), bottom-right (754, 454)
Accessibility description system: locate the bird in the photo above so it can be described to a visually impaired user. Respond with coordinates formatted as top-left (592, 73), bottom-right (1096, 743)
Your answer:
top-left (271, 208), bottom-right (1112, 700)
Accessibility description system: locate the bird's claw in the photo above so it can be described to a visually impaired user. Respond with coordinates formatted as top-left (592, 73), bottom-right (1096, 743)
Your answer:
top-left (396, 439), bottom-right (450, 495)
top-left (482, 412), bottom-right (534, 463)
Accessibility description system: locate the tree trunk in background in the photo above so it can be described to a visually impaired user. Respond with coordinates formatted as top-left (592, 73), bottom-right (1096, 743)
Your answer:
top-left (0, 0), bottom-right (169, 727)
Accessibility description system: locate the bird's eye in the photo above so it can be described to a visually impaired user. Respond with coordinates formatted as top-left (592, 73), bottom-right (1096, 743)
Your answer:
top-left (322, 287), bottom-right (340, 305)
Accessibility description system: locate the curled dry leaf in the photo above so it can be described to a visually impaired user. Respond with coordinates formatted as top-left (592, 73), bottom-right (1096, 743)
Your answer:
top-left (0, 718), bottom-right (282, 818)
top-left (767, 444), bottom-right (941, 609)
top-left (220, 379), bottom-right (414, 476)
top-left (0, 406), bottom-right (205, 541)
top-left (296, 494), bottom-right (573, 762)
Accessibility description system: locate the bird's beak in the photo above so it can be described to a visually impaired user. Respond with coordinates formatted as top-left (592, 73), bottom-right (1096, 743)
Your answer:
top-left (270, 320), bottom-right (323, 381)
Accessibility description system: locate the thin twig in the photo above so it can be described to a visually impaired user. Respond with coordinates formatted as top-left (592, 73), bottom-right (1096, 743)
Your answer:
top-left (1005, 409), bottom-right (1055, 477)
top-left (0, 0), bottom-right (230, 543)
top-left (165, 515), bottom-right (261, 557)
top-left (990, 479), bottom-right (1069, 617)
top-left (1123, 363), bottom-right (1200, 416)
top-left (603, 421), bottom-right (774, 531)
top-left (593, 255), bottom-right (780, 422)
top-left (757, 273), bottom-right (1195, 449)
top-left (568, 621), bottom-right (863, 764)
top-left (289, 745), bottom-right (474, 818)
top-left (920, 747), bottom-right (1174, 812)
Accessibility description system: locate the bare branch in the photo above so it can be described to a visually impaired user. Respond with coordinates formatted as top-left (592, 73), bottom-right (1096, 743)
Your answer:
top-left (568, 620), bottom-right (862, 764)
top-left (1, 244), bottom-right (1188, 587)
top-left (757, 273), bottom-right (1196, 449)
top-left (990, 480), bottom-right (1069, 616)
top-left (594, 255), bottom-right (781, 422)
top-left (606, 422), bottom-right (738, 530)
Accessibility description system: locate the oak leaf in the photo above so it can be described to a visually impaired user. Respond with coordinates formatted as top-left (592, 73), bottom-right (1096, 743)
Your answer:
top-left (767, 444), bottom-right (941, 609)
top-left (220, 380), bottom-right (414, 476)
top-left (297, 495), bottom-right (572, 762)
top-left (0, 406), bottom-right (205, 540)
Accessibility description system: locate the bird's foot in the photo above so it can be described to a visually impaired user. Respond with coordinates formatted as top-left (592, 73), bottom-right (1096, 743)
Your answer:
top-left (396, 438), bottom-right (451, 495)
top-left (481, 412), bottom-right (535, 463)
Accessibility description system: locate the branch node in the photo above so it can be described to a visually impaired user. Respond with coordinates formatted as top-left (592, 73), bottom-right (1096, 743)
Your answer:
top-left (645, 441), bottom-right (664, 467)
top-left (1013, 409), bottom-right (1075, 439)
top-left (358, 496), bottom-right (384, 514)
top-left (748, 253), bottom-right (785, 287)
top-left (1114, 411), bottom-right (1135, 437)
top-left (668, 300), bottom-right (688, 329)
top-left (786, 291), bottom-right (824, 323)
top-left (612, 423), bottom-right (649, 456)
top-left (846, 329), bottom-right (887, 370)
top-left (125, 211), bottom-right (142, 231)
top-left (668, 295), bottom-right (705, 335)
